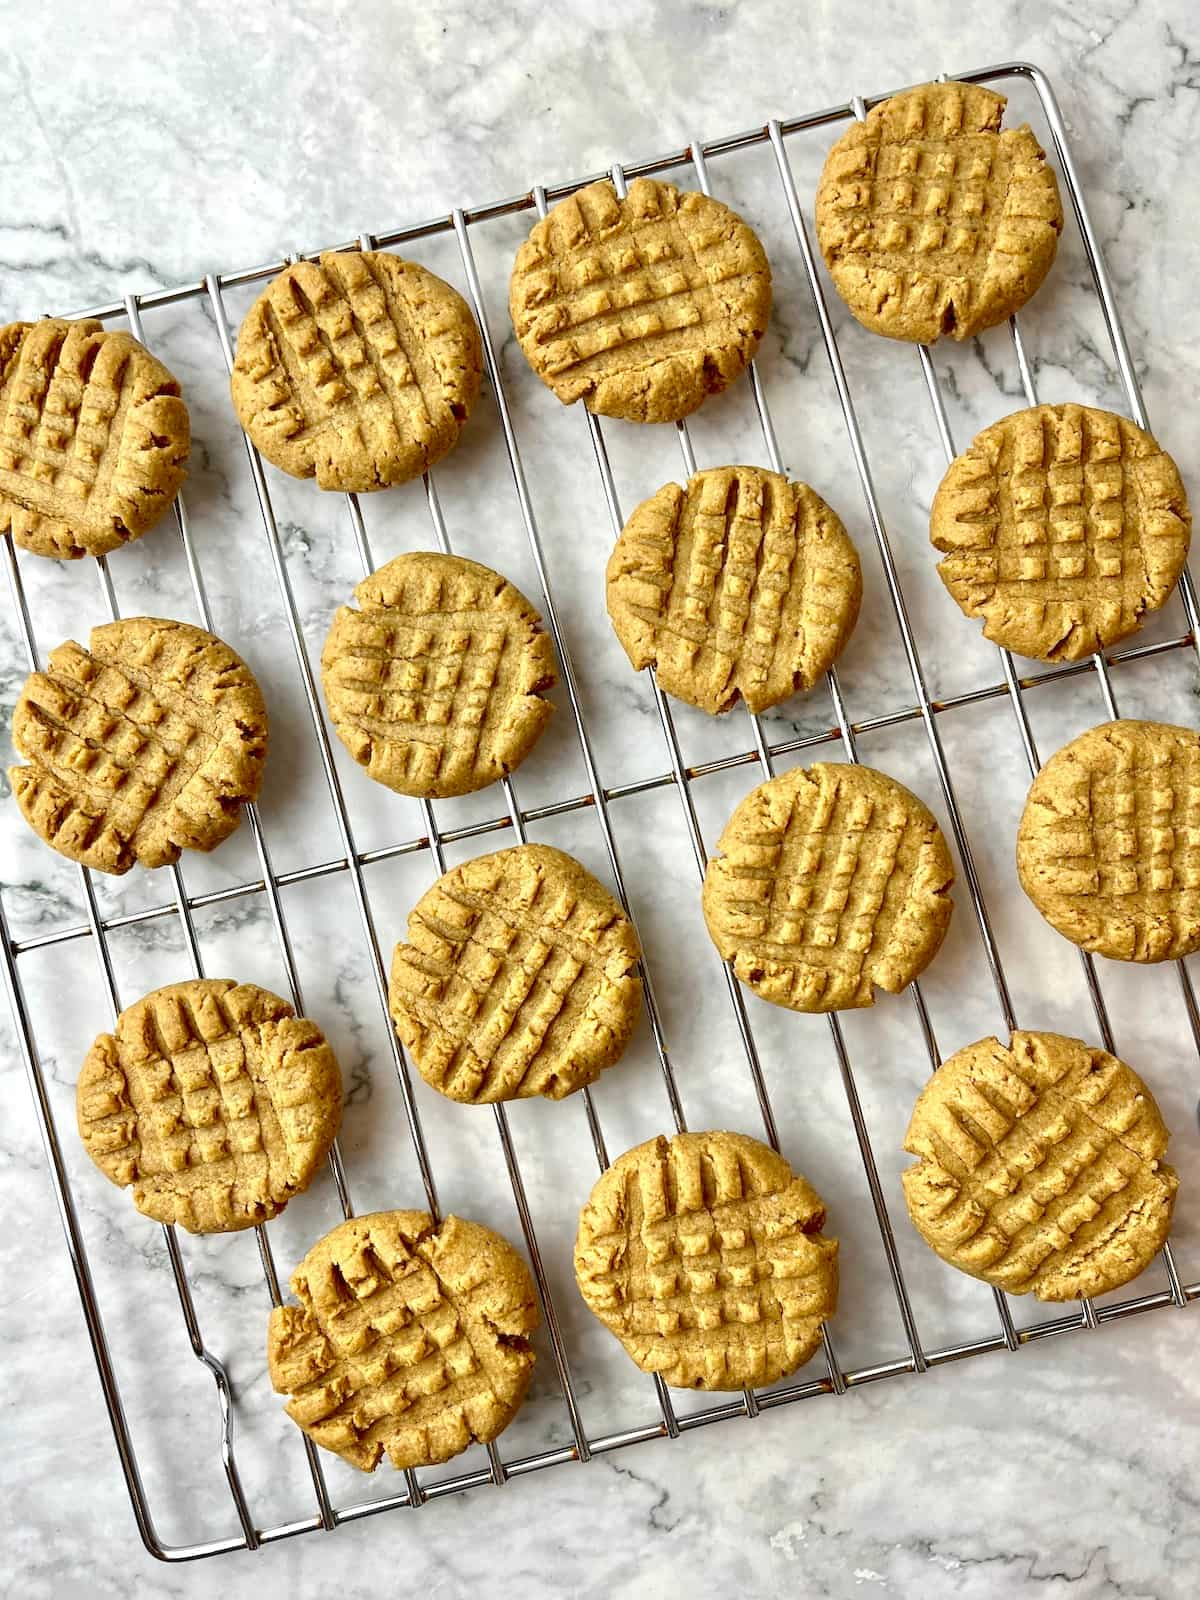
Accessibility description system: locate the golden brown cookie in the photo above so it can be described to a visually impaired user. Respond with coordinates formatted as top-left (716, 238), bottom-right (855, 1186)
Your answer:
top-left (702, 763), bottom-right (954, 1011)
top-left (902, 1030), bottom-right (1177, 1300)
top-left (320, 552), bottom-right (555, 799)
top-left (267, 1210), bottom-right (538, 1471)
top-left (815, 81), bottom-right (1062, 343)
top-left (389, 843), bottom-right (642, 1103)
top-left (606, 465), bottom-right (862, 714)
top-left (230, 251), bottom-right (482, 492)
top-left (509, 177), bottom-right (771, 424)
top-left (931, 403), bottom-right (1191, 662)
top-left (574, 1130), bottom-right (838, 1390)
top-left (1017, 719), bottom-right (1200, 962)
top-left (76, 980), bottom-right (342, 1233)
top-left (9, 616), bottom-right (268, 874)
top-left (0, 318), bottom-right (189, 559)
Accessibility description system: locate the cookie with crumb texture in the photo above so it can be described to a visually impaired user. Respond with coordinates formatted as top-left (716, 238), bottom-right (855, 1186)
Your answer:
top-left (0, 318), bottom-right (189, 559)
top-left (1017, 719), bottom-right (1200, 961)
top-left (389, 843), bottom-right (642, 1103)
top-left (606, 464), bottom-right (862, 714)
top-left (268, 1210), bottom-right (539, 1471)
top-left (702, 762), bottom-right (954, 1012)
top-left (9, 616), bottom-right (267, 875)
top-left (77, 979), bottom-right (342, 1233)
top-left (931, 403), bottom-right (1190, 662)
top-left (816, 81), bottom-right (1062, 343)
top-left (574, 1130), bottom-right (838, 1390)
top-left (320, 551), bottom-right (556, 800)
top-left (902, 1030), bottom-right (1177, 1300)
top-left (510, 177), bottom-right (771, 424)
top-left (231, 250), bottom-right (482, 492)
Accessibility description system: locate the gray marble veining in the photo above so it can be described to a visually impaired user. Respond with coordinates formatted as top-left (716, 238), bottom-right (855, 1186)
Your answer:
top-left (1, 3), bottom-right (1198, 1597)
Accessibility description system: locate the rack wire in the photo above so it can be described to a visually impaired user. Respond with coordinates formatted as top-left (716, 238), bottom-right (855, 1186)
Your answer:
top-left (2, 60), bottom-right (1197, 1562)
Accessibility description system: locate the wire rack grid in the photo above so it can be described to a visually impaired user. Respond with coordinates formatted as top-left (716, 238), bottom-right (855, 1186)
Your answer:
top-left (2, 59), bottom-right (1197, 1562)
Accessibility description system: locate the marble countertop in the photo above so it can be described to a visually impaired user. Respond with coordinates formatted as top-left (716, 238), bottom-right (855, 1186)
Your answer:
top-left (2, 3), bottom-right (1198, 1597)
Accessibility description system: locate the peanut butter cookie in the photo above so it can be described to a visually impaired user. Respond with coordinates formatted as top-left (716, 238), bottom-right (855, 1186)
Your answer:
top-left (606, 465), bottom-right (862, 714)
top-left (77, 980), bottom-right (342, 1233)
top-left (1017, 719), bottom-right (1200, 961)
top-left (902, 1030), bottom-right (1177, 1300)
top-left (321, 551), bottom-right (555, 799)
top-left (389, 843), bottom-right (642, 1103)
top-left (702, 762), bottom-right (954, 1011)
top-left (268, 1210), bottom-right (538, 1471)
top-left (932, 403), bottom-right (1190, 662)
top-left (575, 1130), bottom-right (838, 1390)
top-left (231, 251), bottom-right (482, 492)
top-left (816, 81), bottom-right (1062, 343)
top-left (510, 177), bottom-right (771, 424)
top-left (0, 318), bottom-right (189, 559)
top-left (9, 616), bottom-right (268, 874)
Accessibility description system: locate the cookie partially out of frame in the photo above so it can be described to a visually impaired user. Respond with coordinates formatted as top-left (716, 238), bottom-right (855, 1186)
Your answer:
top-left (902, 1030), bottom-right (1177, 1300)
top-left (702, 762), bottom-right (954, 1011)
top-left (231, 251), bottom-right (482, 492)
top-left (575, 1130), bottom-right (838, 1390)
top-left (815, 81), bottom-right (1062, 343)
top-left (1017, 719), bottom-right (1200, 962)
top-left (9, 616), bottom-right (268, 874)
top-left (268, 1210), bottom-right (539, 1471)
top-left (389, 843), bottom-right (642, 1103)
top-left (320, 551), bottom-right (556, 799)
top-left (510, 177), bottom-right (771, 424)
top-left (77, 980), bottom-right (343, 1233)
top-left (931, 403), bottom-right (1191, 662)
top-left (0, 318), bottom-right (189, 559)
top-left (606, 465), bottom-right (862, 714)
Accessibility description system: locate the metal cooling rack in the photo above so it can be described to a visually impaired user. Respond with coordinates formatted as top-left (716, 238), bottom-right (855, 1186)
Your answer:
top-left (3, 60), bottom-right (1197, 1562)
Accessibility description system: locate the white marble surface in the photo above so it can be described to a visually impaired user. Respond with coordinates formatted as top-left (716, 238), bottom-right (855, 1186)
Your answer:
top-left (2, 2), bottom-right (1199, 1595)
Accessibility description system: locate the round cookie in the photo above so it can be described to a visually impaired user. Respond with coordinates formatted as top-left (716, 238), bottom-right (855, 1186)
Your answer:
top-left (815, 81), bottom-right (1062, 343)
top-left (389, 843), bottom-right (642, 1103)
top-left (574, 1130), bottom-right (838, 1390)
top-left (0, 318), bottom-right (189, 559)
top-left (902, 1030), bottom-right (1177, 1300)
top-left (268, 1210), bottom-right (538, 1471)
top-left (702, 762), bottom-right (954, 1012)
top-left (9, 616), bottom-right (268, 875)
top-left (320, 552), bottom-right (556, 800)
top-left (606, 465), bottom-right (862, 714)
top-left (231, 251), bottom-right (483, 493)
top-left (76, 980), bottom-right (343, 1234)
top-left (509, 177), bottom-right (771, 424)
top-left (932, 404), bottom-right (1191, 662)
top-left (1017, 719), bottom-right (1200, 962)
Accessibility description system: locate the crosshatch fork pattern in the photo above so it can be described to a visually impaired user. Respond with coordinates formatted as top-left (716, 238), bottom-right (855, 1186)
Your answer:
top-left (0, 318), bottom-right (189, 560)
top-left (389, 847), bottom-right (640, 1103)
top-left (819, 91), bottom-right (1022, 286)
top-left (11, 616), bottom-right (267, 874)
top-left (902, 1031), bottom-right (1177, 1298)
top-left (1088, 741), bottom-right (1200, 901)
top-left (702, 762), bottom-right (953, 1011)
top-left (933, 402), bottom-right (1192, 660)
top-left (1, 61), bottom-right (1198, 1564)
top-left (509, 176), bottom-right (769, 412)
top-left (233, 252), bottom-right (480, 492)
top-left (76, 979), bottom-right (341, 1233)
top-left (321, 555), bottom-right (555, 799)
